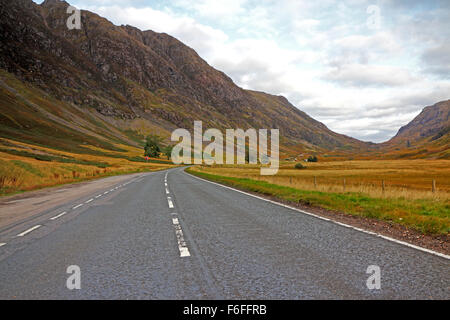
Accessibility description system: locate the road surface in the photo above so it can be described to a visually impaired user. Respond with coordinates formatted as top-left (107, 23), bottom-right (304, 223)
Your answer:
top-left (0, 167), bottom-right (448, 299)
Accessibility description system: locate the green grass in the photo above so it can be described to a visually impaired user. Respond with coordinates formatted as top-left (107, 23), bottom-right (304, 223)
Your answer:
top-left (186, 168), bottom-right (450, 235)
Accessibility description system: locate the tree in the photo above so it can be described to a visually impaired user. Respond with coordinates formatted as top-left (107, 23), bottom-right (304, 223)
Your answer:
top-left (308, 155), bottom-right (318, 162)
top-left (163, 145), bottom-right (174, 160)
top-left (144, 135), bottom-right (162, 158)
top-left (245, 145), bottom-right (250, 163)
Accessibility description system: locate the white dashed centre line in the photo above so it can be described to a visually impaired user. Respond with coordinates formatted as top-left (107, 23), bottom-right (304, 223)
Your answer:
top-left (172, 217), bottom-right (191, 257)
top-left (166, 188), bottom-right (170, 195)
top-left (0, 243), bottom-right (6, 247)
top-left (95, 195), bottom-right (102, 199)
top-left (85, 199), bottom-right (94, 204)
top-left (167, 197), bottom-right (174, 209)
top-left (17, 225), bottom-right (41, 237)
top-left (50, 212), bottom-right (67, 221)
top-left (73, 204), bottom-right (83, 210)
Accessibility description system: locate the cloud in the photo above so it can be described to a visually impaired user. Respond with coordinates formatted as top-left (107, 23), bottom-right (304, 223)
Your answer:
top-left (421, 43), bottom-right (450, 78)
top-left (323, 64), bottom-right (418, 87)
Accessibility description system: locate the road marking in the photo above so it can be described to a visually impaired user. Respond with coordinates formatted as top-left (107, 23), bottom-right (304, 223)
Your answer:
top-left (110, 189), bottom-right (114, 192)
top-left (0, 243), bottom-right (6, 247)
top-left (95, 195), bottom-right (102, 198)
top-left (167, 197), bottom-right (174, 209)
top-left (104, 191), bottom-right (109, 195)
top-left (172, 217), bottom-right (191, 257)
top-left (188, 172), bottom-right (450, 260)
top-left (50, 211), bottom-right (67, 220)
top-left (85, 199), bottom-right (94, 204)
top-left (17, 225), bottom-right (41, 237)
top-left (73, 204), bottom-right (83, 210)
top-left (166, 188), bottom-right (170, 194)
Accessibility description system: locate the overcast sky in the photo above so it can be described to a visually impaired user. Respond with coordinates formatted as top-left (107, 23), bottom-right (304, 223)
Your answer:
top-left (37, 0), bottom-right (450, 142)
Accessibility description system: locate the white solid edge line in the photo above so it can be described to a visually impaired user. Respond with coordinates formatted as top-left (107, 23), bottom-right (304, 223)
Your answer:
top-left (17, 225), bottom-right (41, 237)
top-left (187, 172), bottom-right (450, 260)
top-left (50, 211), bottom-right (67, 220)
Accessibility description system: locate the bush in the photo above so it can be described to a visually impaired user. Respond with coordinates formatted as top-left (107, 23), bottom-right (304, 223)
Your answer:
top-left (308, 155), bottom-right (318, 162)
top-left (295, 163), bottom-right (307, 169)
top-left (144, 135), bottom-right (162, 158)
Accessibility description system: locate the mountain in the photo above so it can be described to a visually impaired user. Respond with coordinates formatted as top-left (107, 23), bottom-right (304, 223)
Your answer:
top-left (0, 0), bottom-right (369, 159)
top-left (379, 100), bottom-right (450, 159)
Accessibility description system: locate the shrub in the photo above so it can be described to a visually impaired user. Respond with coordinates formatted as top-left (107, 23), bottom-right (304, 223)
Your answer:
top-left (144, 135), bottom-right (162, 158)
top-left (295, 163), bottom-right (307, 169)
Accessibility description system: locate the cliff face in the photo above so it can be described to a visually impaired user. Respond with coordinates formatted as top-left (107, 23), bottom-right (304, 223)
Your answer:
top-left (0, 0), bottom-right (368, 155)
top-left (379, 100), bottom-right (450, 159)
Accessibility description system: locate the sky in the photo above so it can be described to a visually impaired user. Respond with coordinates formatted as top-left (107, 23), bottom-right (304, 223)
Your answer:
top-left (37, 0), bottom-right (450, 142)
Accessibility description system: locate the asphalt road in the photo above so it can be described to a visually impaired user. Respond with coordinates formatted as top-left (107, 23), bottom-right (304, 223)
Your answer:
top-left (0, 167), bottom-right (448, 299)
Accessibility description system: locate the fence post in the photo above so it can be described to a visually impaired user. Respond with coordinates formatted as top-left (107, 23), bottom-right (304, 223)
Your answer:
top-left (382, 180), bottom-right (385, 194)
top-left (432, 180), bottom-right (436, 193)
top-left (314, 176), bottom-right (317, 188)
top-left (343, 178), bottom-right (346, 192)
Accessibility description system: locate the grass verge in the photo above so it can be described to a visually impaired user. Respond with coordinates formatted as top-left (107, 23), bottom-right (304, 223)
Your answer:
top-left (186, 168), bottom-right (450, 235)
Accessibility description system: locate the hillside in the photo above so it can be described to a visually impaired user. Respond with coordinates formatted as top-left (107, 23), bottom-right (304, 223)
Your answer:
top-left (378, 100), bottom-right (450, 159)
top-left (0, 0), bottom-right (369, 160)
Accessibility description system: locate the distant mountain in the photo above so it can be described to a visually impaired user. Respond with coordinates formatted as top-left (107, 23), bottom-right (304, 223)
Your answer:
top-left (0, 0), bottom-right (368, 158)
top-left (380, 100), bottom-right (450, 159)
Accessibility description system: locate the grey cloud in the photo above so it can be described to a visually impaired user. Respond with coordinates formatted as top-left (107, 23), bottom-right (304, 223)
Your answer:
top-left (322, 65), bottom-right (416, 87)
top-left (213, 57), bottom-right (293, 93)
top-left (421, 44), bottom-right (450, 78)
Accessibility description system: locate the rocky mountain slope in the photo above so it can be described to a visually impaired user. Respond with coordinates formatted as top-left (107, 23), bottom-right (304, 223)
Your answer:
top-left (0, 0), bottom-right (369, 158)
top-left (372, 100), bottom-right (449, 159)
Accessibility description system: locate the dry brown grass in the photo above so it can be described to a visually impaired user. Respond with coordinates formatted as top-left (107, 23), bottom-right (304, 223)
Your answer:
top-left (194, 160), bottom-right (450, 201)
top-left (0, 138), bottom-right (175, 196)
